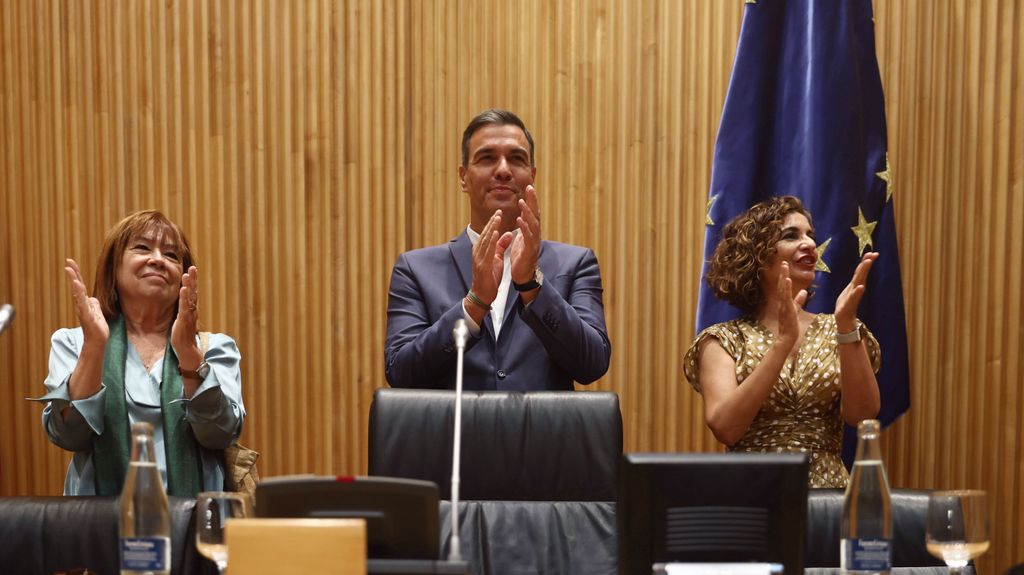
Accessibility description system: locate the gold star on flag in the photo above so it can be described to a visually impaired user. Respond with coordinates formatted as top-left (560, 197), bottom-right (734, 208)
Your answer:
top-left (745, 0), bottom-right (757, 4)
top-left (705, 194), bottom-right (719, 225)
top-left (851, 209), bottom-right (877, 256)
top-left (876, 153), bottom-right (893, 202)
top-left (815, 238), bottom-right (832, 273)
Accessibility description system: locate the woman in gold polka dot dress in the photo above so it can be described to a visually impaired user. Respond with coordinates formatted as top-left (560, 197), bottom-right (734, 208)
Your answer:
top-left (684, 196), bottom-right (881, 488)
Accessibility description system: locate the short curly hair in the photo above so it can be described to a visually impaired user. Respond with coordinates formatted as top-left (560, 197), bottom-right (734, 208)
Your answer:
top-left (705, 195), bottom-right (811, 314)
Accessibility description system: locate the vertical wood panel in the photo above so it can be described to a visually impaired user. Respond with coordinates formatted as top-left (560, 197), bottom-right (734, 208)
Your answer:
top-left (0, 0), bottom-right (1021, 571)
top-left (873, 0), bottom-right (1024, 571)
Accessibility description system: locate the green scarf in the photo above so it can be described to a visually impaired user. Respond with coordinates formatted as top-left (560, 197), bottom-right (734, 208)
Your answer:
top-left (93, 316), bottom-right (202, 496)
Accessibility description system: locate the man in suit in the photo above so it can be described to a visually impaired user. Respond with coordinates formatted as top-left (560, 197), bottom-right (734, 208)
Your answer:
top-left (385, 109), bottom-right (611, 390)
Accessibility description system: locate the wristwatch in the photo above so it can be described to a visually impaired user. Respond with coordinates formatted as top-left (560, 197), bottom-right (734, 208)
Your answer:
top-left (513, 268), bottom-right (545, 292)
top-left (178, 360), bottom-right (211, 381)
top-left (836, 322), bottom-right (862, 344)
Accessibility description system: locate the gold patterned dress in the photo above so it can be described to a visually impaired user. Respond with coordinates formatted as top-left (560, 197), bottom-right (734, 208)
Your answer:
top-left (683, 314), bottom-right (880, 488)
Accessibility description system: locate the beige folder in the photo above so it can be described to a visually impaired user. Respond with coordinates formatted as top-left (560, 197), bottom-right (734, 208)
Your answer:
top-left (225, 517), bottom-right (366, 574)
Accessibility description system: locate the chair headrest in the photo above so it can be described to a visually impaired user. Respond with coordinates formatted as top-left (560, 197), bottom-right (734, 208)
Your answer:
top-left (369, 389), bottom-right (623, 501)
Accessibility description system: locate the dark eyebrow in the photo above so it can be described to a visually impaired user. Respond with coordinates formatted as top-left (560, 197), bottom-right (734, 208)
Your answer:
top-left (133, 233), bottom-right (179, 250)
top-left (472, 146), bottom-right (496, 159)
top-left (780, 225), bottom-right (814, 236)
top-left (472, 145), bottom-right (529, 160)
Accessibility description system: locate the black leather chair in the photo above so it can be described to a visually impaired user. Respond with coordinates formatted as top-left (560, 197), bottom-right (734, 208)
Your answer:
top-left (369, 388), bottom-right (623, 575)
top-left (0, 496), bottom-right (211, 575)
top-left (805, 489), bottom-right (973, 575)
top-left (369, 389), bottom-right (622, 501)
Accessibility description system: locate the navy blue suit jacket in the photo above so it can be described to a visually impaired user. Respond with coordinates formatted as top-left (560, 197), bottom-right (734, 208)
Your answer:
top-left (385, 231), bottom-right (611, 390)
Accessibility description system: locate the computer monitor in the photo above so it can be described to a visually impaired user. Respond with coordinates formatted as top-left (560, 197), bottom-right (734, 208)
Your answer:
top-left (617, 452), bottom-right (809, 575)
top-left (255, 475), bottom-right (440, 560)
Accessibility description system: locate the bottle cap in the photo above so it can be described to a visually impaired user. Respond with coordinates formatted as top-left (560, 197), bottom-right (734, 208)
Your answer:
top-left (857, 419), bottom-right (881, 436)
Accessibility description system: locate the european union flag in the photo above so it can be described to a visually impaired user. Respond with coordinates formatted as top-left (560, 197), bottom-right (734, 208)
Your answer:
top-left (696, 0), bottom-right (910, 463)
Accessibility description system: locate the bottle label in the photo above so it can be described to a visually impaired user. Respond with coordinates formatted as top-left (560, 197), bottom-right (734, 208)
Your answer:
top-left (121, 536), bottom-right (169, 571)
top-left (843, 538), bottom-right (892, 572)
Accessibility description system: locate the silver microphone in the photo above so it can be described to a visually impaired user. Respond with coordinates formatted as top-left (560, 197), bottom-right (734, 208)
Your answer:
top-left (448, 319), bottom-right (469, 562)
top-left (0, 304), bottom-right (14, 336)
top-left (453, 318), bottom-right (469, 349)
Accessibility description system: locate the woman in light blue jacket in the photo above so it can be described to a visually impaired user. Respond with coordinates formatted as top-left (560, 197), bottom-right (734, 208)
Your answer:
top-left (37, 210), bottom-right (245, 496)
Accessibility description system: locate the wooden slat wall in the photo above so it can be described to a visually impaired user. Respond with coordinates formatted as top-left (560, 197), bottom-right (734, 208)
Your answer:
top-left (0, 1), bottom-right (1021, 571)
top-left (873, 1), bottom-right (1024, 571)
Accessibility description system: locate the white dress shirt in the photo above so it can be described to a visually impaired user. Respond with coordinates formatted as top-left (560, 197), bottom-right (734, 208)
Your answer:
top-left (463, 224), bottom-right (515, 338)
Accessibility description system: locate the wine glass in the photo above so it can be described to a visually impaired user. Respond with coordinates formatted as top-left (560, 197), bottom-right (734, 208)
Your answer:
top-left (926, 490), bottom-right (990, 574)
top-left (196, 491), bottom-right (251, 574)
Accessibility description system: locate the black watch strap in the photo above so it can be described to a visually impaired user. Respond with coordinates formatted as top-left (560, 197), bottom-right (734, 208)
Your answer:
top-left (513, 268), bottom-right (544, 292)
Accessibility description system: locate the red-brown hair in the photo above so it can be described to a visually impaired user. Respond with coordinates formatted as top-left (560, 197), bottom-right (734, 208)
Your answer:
top-left (92, 210), bottom-right (196, 319)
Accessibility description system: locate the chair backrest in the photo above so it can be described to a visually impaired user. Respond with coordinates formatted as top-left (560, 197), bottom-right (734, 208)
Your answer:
top-left (0, 496), bottom-right (202, 575)
top-left (805, 488), bottom-right (946, 568)
top-left (368, 388), bottom-right (623, 501)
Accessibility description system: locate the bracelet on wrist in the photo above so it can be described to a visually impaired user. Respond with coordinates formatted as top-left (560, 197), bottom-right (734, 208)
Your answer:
top-left (465, 290), bottom-right (492, 312)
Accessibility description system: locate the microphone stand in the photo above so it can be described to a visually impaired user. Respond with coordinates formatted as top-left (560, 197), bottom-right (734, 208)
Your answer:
top-left (447, 319), bottom-right (469, 562)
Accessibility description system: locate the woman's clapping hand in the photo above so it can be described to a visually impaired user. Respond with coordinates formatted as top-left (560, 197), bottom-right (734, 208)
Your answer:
top-left (835, 252), bottom-right (878, 332)
top-left (64, 258), bottom-right (109, 344)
